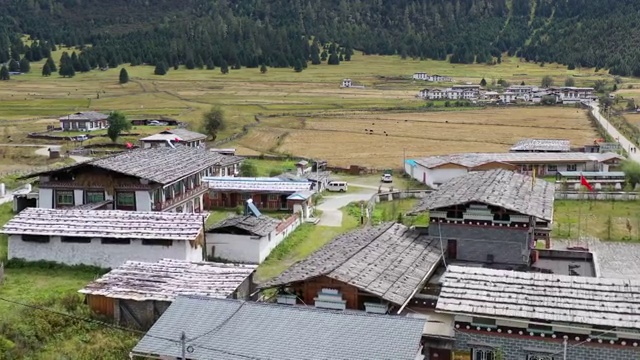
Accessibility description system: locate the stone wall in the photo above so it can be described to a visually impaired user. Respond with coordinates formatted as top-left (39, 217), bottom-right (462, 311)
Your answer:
top-left (454, 330), bottom-right (640, 360)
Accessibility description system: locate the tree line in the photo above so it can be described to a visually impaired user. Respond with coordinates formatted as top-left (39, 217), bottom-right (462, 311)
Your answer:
top-left (2, 0), bottom-right (640, 76)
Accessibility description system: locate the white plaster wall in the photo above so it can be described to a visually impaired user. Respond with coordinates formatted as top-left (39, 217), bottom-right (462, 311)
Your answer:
top-left (184, 242), bottom-right (203, 262)
top-left (8, 235), bottom-right (197, 268)
top-left (74, 189), bottom-right (83, 206)
top-left (258, 217), bottom-right (301, 262)
top-left (135, 191), bottom-right (152, 211)
top-left (428, 168), bottom-right (468, 187)
top-left (39, 188), bottom-right (53, 208)
top-left (207, 233), bottom-right (262, 263)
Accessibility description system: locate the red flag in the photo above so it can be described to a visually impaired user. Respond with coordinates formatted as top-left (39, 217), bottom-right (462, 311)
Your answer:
top-left (126, 142), bottom-right (133, 149)
top-left (174, 137), bottom-right (180, 142)
top-left (580, 174), bottom-right (593, 191)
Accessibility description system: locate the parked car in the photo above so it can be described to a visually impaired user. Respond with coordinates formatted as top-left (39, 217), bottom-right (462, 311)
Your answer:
top-left (327, 181), bottom-right (348, 192)
top-left (381, 173), bottom-right (393, 183)
top-left (148, 120), bottom-right (168, 126)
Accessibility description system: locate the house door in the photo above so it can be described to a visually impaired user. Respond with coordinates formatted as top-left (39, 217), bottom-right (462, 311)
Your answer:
top-left (429, 348), bottom-right (452, 360)
top-left (447, 239), bottom-right (457, 260)
top-left (261, 194), bottom-right (268, 208)
top-left (280, 195), bottom-right (288, 210)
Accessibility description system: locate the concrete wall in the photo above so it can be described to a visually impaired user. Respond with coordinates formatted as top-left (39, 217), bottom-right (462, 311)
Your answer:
top-left (39, 188), bottom-right (53, 208)
top-left (135, 190), bottom-right (152, 211)
top-left (207, 233), bottom-right (262, 263)
top-left (437, 223), bottom-right (530, 265)
top-left (8, 235), bottom-right (202, 268)
top-left (454, 330), bottom-right (640, 360)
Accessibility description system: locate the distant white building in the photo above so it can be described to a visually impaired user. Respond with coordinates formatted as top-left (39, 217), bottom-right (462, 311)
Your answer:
top-left (341, 78), bottom-right (352, 88)
top-left (413, 72), bottom-right (428, 80)
top-left (418, 86), bottom-right (479, 100)
top-left (2, 208), bottom-right (208, 268)
top-left (412, 73), bottom-right (452, 82)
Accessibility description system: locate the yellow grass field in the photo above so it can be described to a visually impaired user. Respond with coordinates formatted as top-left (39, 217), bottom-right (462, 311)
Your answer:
top-left (234, 107), bottom-right (598, 168)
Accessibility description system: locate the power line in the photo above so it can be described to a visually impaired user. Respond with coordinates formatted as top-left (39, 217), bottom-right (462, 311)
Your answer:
top-left (0, 295), bottom-right (262, 360)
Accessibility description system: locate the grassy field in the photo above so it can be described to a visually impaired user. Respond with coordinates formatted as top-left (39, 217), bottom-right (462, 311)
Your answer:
top-left (236, 107), bottom-right (598, 168)
top-left (553, 200), bottom-right (640, 241)
top-left (255, 206), bottom-right (359, 282)
top-left (0, 50), bottom-right (622, 157)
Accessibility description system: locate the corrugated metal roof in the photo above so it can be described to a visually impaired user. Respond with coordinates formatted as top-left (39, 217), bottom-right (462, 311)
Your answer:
top-left (2, 208), bottom-right (208, 241)
top-left (78, 259), bottom-right (256, 301)
top-left (437, 265), bottom-right (640, 330)
top-left (132, 296), bottom-right (426, 360)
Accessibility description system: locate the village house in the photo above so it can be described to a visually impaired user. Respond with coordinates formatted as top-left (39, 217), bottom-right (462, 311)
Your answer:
top-left (78, 258), bottom-right (256, 329)
top-left (261, 222), bottom-right (443, 313)
top-left (506, 85), bottom-right (539, 94)
top-left (203, 177), bottom-right (314, 216)
top-left (341, 78), bottom-right (352, 88)
top-left (413, 72), bottom-right (429, 80)
top-left (206, 200), bottom-right (301, 263)
top-left (2, 208), bottom-right (208, 268)
top-left (510, 139), bottom-right (571, 153)
top-left (436, 265), bottom-right (640, 360)
top-left (418, 86), bottom-right (480, 100)
top-left (411, 170), bottom-right (555, 266)
top-left (405, 151), bottom-right (623, 188)
top-left (139, 128), bottom-right (207, 149)
top-left (429, 74), bottom-right (453, 82)
top-left (22, 145), bottom-right (243, 213)
top-left (550, 86), bottom-right (597, 103)
top-left (59, 111), bottom-right (109, 131)
top-left (130, 296), bottom-right (427, 360)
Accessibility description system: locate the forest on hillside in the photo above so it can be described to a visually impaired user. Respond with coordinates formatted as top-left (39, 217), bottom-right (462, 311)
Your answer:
top-left (0, 0), bottom-right (639, 75)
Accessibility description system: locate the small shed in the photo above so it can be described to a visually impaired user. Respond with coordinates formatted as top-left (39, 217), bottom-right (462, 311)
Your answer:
top-left (78, 258), bottom-right (257, 329)
top-left (48, 146), bottom-right (61, 159)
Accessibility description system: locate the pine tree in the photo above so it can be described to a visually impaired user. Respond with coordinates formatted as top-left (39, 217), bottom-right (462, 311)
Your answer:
top-left (195, 55), bottom-right (204, 69)
top-left (8, 59), bottom-right (19, 72)
top-left (260, 64), bottom-right (267, 74)
top-left (480, 78), bottom-right (487, 87)
top-left (520, 81), bottom-right (526, 86)
top-left (206, 58), bottom-right (215, 70)
top-left (339, 53), bottom-right (344, 61)
top-left (46, 56), bottom-right (57, 72)
top-left (0, 65), bottom-right (9, 80)
top-left (98, 57), bottom-right (107, 69)
top-left (294, 60), bottom-right (303, 72)
top-left (327, 53), bottom-right (340, 65)
top-left (185, 56), bottom-right (195, 70)
top-left (42, 63), bottom-right (52, 77)
top-left (154, 62), bottom-right (167, 75)
top-left (59, 52), bottom-right (75, 77)
top-left (320, 50), bottom-right (328, 61)
top-left (119, 68), bottom-right (129, 84)
top-left (220, 60), bottom-right (229, 74)
top-left (19, 58), bottom-right (30, 73)
top-left (71, 52), bottom-right (81, 71)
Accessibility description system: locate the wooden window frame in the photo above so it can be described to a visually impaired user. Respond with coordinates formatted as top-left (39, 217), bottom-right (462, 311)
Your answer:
top-left (101, 238), bottom-right (131, 245)
top-left (61, 236), bottom-right (92, 243)
top-left (141, 239), bottom-right (173, 246)
top-left (55, 190), bottom-right (74, 207)
top-left (22, 234), bottom-right (50, 243)
top-left (115, 191), bottom-right (136, 210)
top-left (85, 191), bottom-right (105, 204)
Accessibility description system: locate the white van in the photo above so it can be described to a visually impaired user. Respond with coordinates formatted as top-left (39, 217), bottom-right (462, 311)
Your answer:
top-left (327, 181), bottom-right (348, 192)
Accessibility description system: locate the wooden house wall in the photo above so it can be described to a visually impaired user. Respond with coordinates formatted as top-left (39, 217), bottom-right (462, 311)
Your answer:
top-left (87, 294), bottom-right (115, 317)
top-left (204, 191), bottom-right (288, 211)
top-left (291, 276), bottom-right (362, 310)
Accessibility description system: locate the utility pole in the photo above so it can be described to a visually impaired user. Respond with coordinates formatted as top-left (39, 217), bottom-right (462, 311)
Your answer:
top-left (181, 331), bottom-right (187, 360)
top-left (563, 337), bottom-right (568, 360)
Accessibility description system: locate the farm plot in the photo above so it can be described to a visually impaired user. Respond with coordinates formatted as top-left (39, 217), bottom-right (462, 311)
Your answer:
top-left (237, 107), bottom-right (598, 168)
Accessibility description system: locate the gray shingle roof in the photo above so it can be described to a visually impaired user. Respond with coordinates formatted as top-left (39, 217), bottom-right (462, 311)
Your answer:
top-left (78, 259), bottom-right (256, 301)
top-left (59, 111), bottom-right (109, 121)
top-left (131, 296), bottom-right (426, 360)
top-left (552, 239), bottom-right (640, 280)
top-left (24, 145), bottom-right (244, 184)
top-left (413, 152), bottom-right (623, 169)
top-left (412, 169), bottom-right (554, 221)
top-left (437, 265), bottom-right (640, 330)
top-left (262, 223), bottom-right (443, 306)
top-left (207, 215), bottom-right (279, 237)
top-left (510, 138), bottom-right (571, 152)
top-left (2, 208), bottom-right (208, 241)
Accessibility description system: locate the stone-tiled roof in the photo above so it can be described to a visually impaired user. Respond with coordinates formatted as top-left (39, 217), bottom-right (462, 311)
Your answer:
top-left (141, 128), bottom-right (207, 142)
top-left (413, 152), bottom-right (623, 169)
top-left (2, 208), bottom-right (208, 241)
top-left (437, 265), bottom-right (640, 330)
top-left (132, 296), bottom-right (426, 360)
top-left (23, 146), bottom-right (244, 185)
top-left (262, 223), bottom-right (442, 306)
top-left (59, 111), bottom-right (109, 121)
top-left (78, 259), bottom-right (256, 301)
top-left (510, 138), bottom-right (571, 152)
top-left (207, 215), bottom-right (279, 237)
top-left (412, 169), bottom-right (554, 221)
top-left (552, 239), bottom-right (640, 280)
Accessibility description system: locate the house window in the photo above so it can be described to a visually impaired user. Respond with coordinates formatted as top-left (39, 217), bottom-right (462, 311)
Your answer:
top-left (22, 235), bottom-right (50, 243)
top-left (547, 165), bottom-right (558, 172)
top-left (472, 348), bottom-right (495, 360)
top-left (142, 239), bottom-right (173, 246)
top-left (528, 323), bottom-right (553, 334)
top-left (268, 194), bottom-right (278, 201)
top-left (85, 191), bottom-right (105, 204)
top-left (101, 238), bottom-right (131, 245)
top-left (527, 355), bottom-right (554, 360)
top-left (471, 317), bottom-right (497, 328)
top-left (567, 164), bottom-right (577, 171)
top-left (115, 192), bottom-right (136, 210)
top-left (55, 190), bottom-right (74, 207)
top-left (61, 236), bottom-right (92, 243)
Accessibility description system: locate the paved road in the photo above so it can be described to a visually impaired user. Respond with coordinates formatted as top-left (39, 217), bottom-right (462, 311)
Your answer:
top-left (589, 102), bottom-right (640, 163)
top-left (317, 191), bottom-right (375, 227)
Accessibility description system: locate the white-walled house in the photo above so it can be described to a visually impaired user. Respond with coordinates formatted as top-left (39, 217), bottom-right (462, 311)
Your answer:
top-left (413, 72), bottom-right (428, 80)
top-left (2, 208), bottom-right (209, 268)
top-left (418, 87), bottom-right (479, 100)
top-left (405, 152), bottom-right (623, 188)
top-left (341, 78), bottom-right (352, 88)
top-left (22, 145), bottom-right (243, 213)
top-left (59, 111), bottom-right (109, 131)
top-left (206, 213), bottom-right (301, 264)
top-left (139, 128), bottom-right (207, 149)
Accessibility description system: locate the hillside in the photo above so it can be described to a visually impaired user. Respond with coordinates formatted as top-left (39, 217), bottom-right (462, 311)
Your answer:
top-left (0, 0), bottom-right (639, 75)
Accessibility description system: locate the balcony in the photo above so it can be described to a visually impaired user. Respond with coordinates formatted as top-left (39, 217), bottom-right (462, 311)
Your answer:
top-left (153, 183), bottom-right (208, 211)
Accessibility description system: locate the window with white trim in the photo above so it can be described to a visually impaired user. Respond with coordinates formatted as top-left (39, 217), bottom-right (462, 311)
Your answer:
top-left (55, 190), bottom-right (74, 207)
top-left (547, 165), bottom-right (557, 172)
top-left (566, 164), bottom-right (577, 171)
top-left (471, 348), bottom-right (495, 360)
